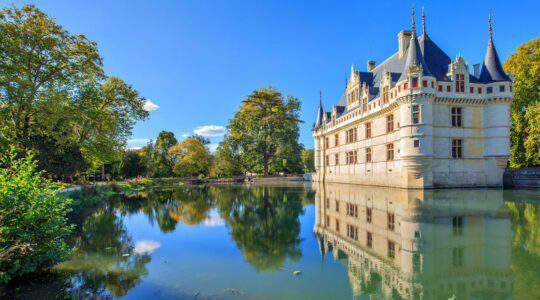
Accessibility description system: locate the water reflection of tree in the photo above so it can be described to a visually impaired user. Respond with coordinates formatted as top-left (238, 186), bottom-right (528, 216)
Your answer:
top-left (1, 210), bottom-right (151, 299)
top-left (506, 201), bottom-right (540, 300)
top-left (213, 185), bottom-right (305, 272)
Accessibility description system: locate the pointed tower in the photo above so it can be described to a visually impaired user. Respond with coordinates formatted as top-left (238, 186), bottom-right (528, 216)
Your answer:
top-left (479, 9), bottom-right (510, 82)
top-left (398, 5), bottom-right (432, 82)
top-left (314, 89), bottom-right (324, 128)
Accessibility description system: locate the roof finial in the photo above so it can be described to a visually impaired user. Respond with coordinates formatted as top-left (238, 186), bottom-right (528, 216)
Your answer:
top-left (488, 9), bottom-right (493, 44)
top-left (411, 5), bottom-right (416, 35)
top-left (319, 89), bottom-right (322, 105)
top-left (422, 6), bottom-right (426, 35)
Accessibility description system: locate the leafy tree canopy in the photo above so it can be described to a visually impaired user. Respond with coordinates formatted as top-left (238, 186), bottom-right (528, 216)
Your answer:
top-left (222, 87), bottom-right (303, 175)
top-left (0, 4), bottom-right (148, 177)
top-left (503, 36), bottom-right (540, 167)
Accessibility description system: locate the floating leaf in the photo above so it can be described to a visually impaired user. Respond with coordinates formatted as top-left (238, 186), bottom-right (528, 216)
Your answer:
top-left (122, 253), bottom-right (130, 257)
top-left (293, 270), bottom-right (302, 275)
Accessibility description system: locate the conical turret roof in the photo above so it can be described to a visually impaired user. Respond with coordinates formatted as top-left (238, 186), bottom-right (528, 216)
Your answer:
top-left (314, 90), bottom-right (324, 128)
top-left (479, 10), bottom-right (510, 82)
top-left (398, 6), bottom-right (432, 82)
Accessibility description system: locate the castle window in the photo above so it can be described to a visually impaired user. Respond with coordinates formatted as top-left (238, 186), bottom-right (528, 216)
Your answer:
top-left (451, 107), bottom-right (462, 127)
top-left (335, 153), bottom-right (339, 165)
top-left (367, 232), bottom-right (373, 248)
top-left (423, 80), bottom-right (428, 87)
top-left (325, 137), bottom-right (329, 149)
top-left (452, 139), bottom-right (463, 158)
top-left (347, 203), bottom-right (358, 217)
top-left (510, 84), bottom-right (513, 92)
top-left (453, 216), bottom-right (463, 235)
top-left (335, 200), bottom-right (339, 212)
top-left (478, 87), bottom-right (482, 94)
top-left (335, 219), bottom-right (340, 232)
top-left (500, 85), bottom-right (505, 92)
top-left (386, 114), bottom-right (394, 132)
top-left (398, 85), bottom-right (401, 92)
top-left (325, 155), bottom-right (329, 166)
top-left (366, 207), bottom-right (372, 223)
top-left (431, 82), bottom-right (434, 88)
top-left (387, 143), bottom-right (394, 161)
top-left (347, 224), bottom-right (358, 240)
top-left (455, 74), bottom-right (465, 92)
top-left (354, 128), bottom-right (357, 142)
top-left (412, 105), bottom-right (420, 124)
top-left (388, 213), bottom-right (395, 230)
top-left (447, 85), bottom-right (451, 92)
top-left (470, 87), bottom-right (474, 93)
top-left (366, 147), bottom-right (372, 162)
top-left (347, 151), bottom-right (357, 164)
top-left (383, 86), bottom-right (389, 104)
top-left (438, 85), bottom-right (443, 92)
top-left (404, 83), bottom-right (409, 89)
top-left (365, 122), bottom-right (371, 138)
top-left (487, 87), bottom-right (493, 94)
top-left (412, 77), bottom-right (419, 88)
top-left (362, 98), bottom-right (367, 111)
top-left (414, 140), bottom-right (420, 148)
top-left (334, 134), bottom-right (339, 147)
top-left (388, 241), bottom-right (396, 258)
top-left (452, 248), bottom-right (463, 266)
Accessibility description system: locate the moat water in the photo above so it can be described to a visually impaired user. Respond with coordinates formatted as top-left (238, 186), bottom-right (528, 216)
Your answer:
top-left (2, 183), bottom-right (539, 299)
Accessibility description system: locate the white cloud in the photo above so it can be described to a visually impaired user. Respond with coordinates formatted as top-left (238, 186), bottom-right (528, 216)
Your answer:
top-left (194, 125), bottom-right (227, 137)
top-left (181, 133), bottom-right (190, 138)
top-left (143, 99), bottom-right (159, 111)
top-left (133, 240), bottom-right (161, 254)
top-left (127, 146), bottom-right (141, 150)
top-left (128, 138), bottom-right (151, 144)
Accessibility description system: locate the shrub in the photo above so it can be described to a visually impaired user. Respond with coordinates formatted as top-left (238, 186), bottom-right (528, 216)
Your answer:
top-left (0, 149), bottom-right (73, 283)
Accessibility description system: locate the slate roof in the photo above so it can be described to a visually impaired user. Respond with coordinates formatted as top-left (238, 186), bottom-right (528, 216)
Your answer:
top-left (479, 40), bottom-right (510, 82)
top-left (314, 11), bottom-right (509, 128)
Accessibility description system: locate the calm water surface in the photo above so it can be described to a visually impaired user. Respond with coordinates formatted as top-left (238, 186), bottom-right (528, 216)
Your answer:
top-left (2, 183), bottom-right (540, 299)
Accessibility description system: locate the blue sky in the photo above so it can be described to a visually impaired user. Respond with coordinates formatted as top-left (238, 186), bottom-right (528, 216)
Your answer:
top-left (10, 0), bottom-right (539, 150)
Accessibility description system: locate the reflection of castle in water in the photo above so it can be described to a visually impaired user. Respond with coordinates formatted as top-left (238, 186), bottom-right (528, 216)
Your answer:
top-left (313, 183), bottom-right (513, 299)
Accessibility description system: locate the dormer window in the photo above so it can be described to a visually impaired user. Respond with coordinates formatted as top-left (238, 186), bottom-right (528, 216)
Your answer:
top-left (499, 85), bottom-right (505, 92)
top-left (362, 98), bottom-right (367, 112)
top-left (455, 74), bottom-right (465, 93)
top-left (383, 86), bottom-right (389, 104)
top-left (423, 80), bottom-right (428, 88)
top-left (412, 77), bottom-right (419, 88)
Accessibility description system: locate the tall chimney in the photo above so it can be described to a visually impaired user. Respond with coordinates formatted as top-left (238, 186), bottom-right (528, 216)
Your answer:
top-left (367, 61), bottom-right (375, 72)
top-left (398, 30), bottom-right (412, 58)
top-left (473, 63), bottom-right (480, 78)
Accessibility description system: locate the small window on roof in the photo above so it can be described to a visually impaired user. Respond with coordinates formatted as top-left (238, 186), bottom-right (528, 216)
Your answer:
top-left (500, 85), bottom-right (505, 92)
top-left (487, 87), bottom-right (493, 94)
top-left (438, 85), bottom-right (442, 92)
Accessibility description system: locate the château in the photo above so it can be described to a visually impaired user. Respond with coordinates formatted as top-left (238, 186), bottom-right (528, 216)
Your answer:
top-left (312, 8), bottom-right (513, 188)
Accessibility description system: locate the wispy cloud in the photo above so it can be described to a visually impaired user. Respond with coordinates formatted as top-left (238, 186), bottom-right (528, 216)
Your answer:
top-left (181, 133), bottom-right (190, 138)
top-left (194, 125), bottom-right (227, 137)
top-left (143, 99), bottom-right (159, 111)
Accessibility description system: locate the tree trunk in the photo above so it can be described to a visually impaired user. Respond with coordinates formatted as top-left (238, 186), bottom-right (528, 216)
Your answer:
top-left (101, 164), bottom-right (105, 181)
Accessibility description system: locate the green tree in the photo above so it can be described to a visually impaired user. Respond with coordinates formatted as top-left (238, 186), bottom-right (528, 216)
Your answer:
top-left (224, 87), bottom-right (303, 175)
top-left (214, 137), bottom-right (243, 177)
top-left (301, 149), bottom-right (315, 173)
top-left (0, 5), bottom-right (148, 176)
top-left (0, 149), bottom-right (73, 283)
top-left (168, 138), bottom-right (212, 177)
top-left (503, 37), bottom-right (540, 167)
top-left (153, 131), bottom-right (177, 177)
top-left (188, 134), bottom-right (211, 146)
top-left (121, 149), bottom-right (146, 178)
top-left (139, 140), bottom-right (155, 177)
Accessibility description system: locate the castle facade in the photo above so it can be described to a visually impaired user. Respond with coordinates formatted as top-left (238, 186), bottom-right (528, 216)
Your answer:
top-left (312, 9), bottom-right (513, 188)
